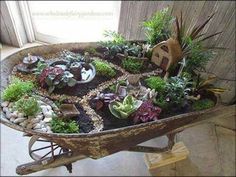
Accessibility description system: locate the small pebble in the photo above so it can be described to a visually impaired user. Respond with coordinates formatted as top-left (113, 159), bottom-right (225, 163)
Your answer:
top-left (10, 118), bottom-right (15, 122)
top-left (33, 123), bottom-right (41, 129)
top-left (6, 111), bottom-right (12, 119)
top-left (44, 111), bottom-right (53, 118)
top-left (31, 118), bottom-right (41, 124)
top-left (36, 115), bottom-right (44, 120)
top-left (3, 107), bottom-right (8, 113)
top-left (11, 111), bottom-right (18, 118)
top-left (1, 101), bottom-right (9, 107)
top-left (44, 117), bottom-right (52, 123)
top-left (8, 103), bottom-right (13, 108)
top-left (46, 105), bottom-right (52, 110)
top-left (41, 128), bottom-right (47, 132)
top-left (14, 118), bottom-right (27, 124)
top-left (17, 113), bottom-right (24, 117)
top-left (19, 122), bottom-right (27, 128)
top-left (26, 123), bottom-right (33, 129)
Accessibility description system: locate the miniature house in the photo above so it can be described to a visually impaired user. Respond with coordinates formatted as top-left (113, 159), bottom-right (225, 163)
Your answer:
top-left (151, 38), bottom-right (183, 78)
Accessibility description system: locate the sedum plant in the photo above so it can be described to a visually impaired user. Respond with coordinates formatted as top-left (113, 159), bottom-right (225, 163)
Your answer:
top-left (145, 76), bottom-right (166, 93)
top-left (143, 7), bottom-right (174, 45)
top-left (109, 95), bottom-right (142, 119)
top-left (50, 117), bottom-right (79, 134)
top-left (15, 96), bottom-right (40, 116)
top-left (122, 57), bottom-right (143, 73)
top-left (192, 99), bottom-right (215, 111)
top-left (92, 60), bottom-right (116, 77)
top-left (2, 78), bottom-right (34, 102)
top-left (131, 101), bottom-right (162, 124)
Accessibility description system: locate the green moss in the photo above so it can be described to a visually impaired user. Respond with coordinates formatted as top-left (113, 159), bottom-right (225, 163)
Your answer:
top-left (145, 76), bottom-right (166, 92)
top-left (2, 78), bottom-right (34, 102)
top-left (15, 96), bottom-right (40, 116)
top-left (92, 60), bottom-right (116, 77)
top-left (192, 99), bottom-right (215, 111)
top-left (122, 57), bottom-right (143, 73)
top-left (50, 117), bottom-right (79, 134)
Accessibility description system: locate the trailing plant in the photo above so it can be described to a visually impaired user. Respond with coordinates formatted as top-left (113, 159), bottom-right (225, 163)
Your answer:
top-left (153, 94), bottom-right (170, 111)
top-left (192, 99), bottom-right (215, 111)
top-left (50, 117), bottom-right (79, 134)
top-left (2, 78), bottom-right (34, 102)
top-left (92, 60), bottom-right (116, 77)
top-left (109, 95), bottom-right (142, 119)
top-left (145, 76), bottom-right (166, 93)
top-left (131, 101), bottom-right (161, 124)
top-left (15, 96), bottom-right (40, 116)
top-left (122, 57), bottom-right (143, 73)
top-left (143, 7), bottom-right (174, 45)
top-left (38, 66), bottom-right (77, 94)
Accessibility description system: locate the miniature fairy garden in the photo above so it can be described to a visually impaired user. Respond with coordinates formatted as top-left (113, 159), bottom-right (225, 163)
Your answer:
top-left (1, 8), bottom-right (226, 134)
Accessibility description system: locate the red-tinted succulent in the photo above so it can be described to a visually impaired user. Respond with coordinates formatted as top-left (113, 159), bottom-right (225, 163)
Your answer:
top-left (39, 67), bottom-right (64, 87)
top-left (131, 100), bottom-right (161, 124)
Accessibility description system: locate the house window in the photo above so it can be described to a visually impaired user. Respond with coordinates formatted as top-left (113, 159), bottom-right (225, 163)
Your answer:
top-left (27, 1), bottom-right (121, 43)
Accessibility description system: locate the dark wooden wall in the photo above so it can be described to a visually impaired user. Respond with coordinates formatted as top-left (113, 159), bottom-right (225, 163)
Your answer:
top-left (118, 1), bottom-right (235, 104)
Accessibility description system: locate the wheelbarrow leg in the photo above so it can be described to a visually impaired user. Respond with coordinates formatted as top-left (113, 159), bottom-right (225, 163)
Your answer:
top-left (128, 132), bottom-right (177, 153)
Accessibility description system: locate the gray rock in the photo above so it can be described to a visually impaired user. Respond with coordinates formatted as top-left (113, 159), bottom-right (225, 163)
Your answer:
top-left (19, 121), bottom-right (28, 128)
top-left (14, 118), bottom-right (27, 124)
top-left (41, 128), bottom-right (47, 132)
top-left (1, 101), bottom-right (9, 107)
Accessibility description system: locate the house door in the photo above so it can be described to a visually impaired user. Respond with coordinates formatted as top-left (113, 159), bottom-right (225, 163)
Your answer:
top-left (160, 57), bottom-right (169, 70)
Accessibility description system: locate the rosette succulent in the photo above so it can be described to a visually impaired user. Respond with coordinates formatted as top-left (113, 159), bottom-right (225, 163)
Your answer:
top-left (109, 95), bottom-right (142, 119)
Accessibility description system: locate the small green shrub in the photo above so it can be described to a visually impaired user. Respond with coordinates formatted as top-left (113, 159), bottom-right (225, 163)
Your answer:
top-left (15, 96), bottom-right (40, 116)
top-left (145, 76), bottom-right (166, 92)
top-left (142, 7), bottom-right (174, 45)
top-left (2, 78), bottom-right (34, 102)
top-left (50, 117), bottom-right (79, 134)
top-left (92, 60), bottom-right (116, 77)
top-left (192, 99), bottom-right (215, 111)
top-left (122, 58), bottom-right (143, 73)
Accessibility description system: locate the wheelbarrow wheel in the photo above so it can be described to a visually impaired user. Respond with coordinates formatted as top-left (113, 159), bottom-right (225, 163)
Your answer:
top-left (28, 135), bottom-right (73, 173)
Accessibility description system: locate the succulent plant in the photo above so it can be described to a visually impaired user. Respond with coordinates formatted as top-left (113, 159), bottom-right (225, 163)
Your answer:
top-left (109, 95), bottom-right (142, 119)
top-left (38, 66), bottom-right (77, 93)
top-left (131, 101), bottom-right (161, 124)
